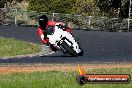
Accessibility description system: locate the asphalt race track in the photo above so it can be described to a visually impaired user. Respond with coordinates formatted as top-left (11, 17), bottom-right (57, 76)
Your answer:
top-left (0, 25), bottom-right (132, 64)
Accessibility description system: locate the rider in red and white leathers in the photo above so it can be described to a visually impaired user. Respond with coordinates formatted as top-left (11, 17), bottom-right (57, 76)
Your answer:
top-left (37, 15), bottom-right (71, 51)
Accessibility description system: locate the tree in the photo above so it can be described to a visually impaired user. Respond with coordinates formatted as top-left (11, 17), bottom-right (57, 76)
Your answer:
top-left (119, 0), bottom-right (131, 18)
top-left (28, 0), bottom-right (49, 12)
top-left (94, 0), bottom-right (131, 18)
top-left (0, 0), bottom-right (6, 8)
top-left (28, 0), bottom-right (76, 13)
top-left (69, 0), bottom-right (100, 16)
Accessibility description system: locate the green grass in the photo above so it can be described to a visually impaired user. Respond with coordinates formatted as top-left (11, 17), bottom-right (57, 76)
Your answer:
top-left (0, 37), bottom-right (41, 58)
top-left (0, 68), bottom-right (131, 88)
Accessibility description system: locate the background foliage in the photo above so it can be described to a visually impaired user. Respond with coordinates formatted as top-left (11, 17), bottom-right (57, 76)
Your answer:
top-left (0, 0), bottom-right (131, 18)
top-left (28, 0), bottom-right (132, 18)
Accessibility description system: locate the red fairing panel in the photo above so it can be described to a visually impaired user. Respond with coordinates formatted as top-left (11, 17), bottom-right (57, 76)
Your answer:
top-left (48, 21), bottom-right (64, 26)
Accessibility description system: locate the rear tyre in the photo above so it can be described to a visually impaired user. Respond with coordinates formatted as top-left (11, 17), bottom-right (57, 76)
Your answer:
top-left (61, 41), bottom-right (78, 56)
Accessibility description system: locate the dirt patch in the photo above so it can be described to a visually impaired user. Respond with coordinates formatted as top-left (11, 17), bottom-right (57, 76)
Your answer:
top-left (0, 64), bottom-right (132, 74)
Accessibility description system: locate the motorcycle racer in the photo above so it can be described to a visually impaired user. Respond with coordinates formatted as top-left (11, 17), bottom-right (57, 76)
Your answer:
top-left (37, 15), bottom-right (71, 51)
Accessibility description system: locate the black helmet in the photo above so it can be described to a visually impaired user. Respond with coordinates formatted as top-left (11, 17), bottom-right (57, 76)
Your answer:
top-left (38, 15), bottom-right (48, 28)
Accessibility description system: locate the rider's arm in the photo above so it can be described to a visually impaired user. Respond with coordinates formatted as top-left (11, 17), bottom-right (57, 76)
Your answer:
top-left (48, 21), bottom-right (65, 26)
top-left (55, 22), bottom-right (65, 26)
top-left (37, 28), bottom-right (49, 45)
top-left (65, 26), bottom-right (71, 33)
top-left (55, 22), bottom-right (71, 33)
top-left (48, 21), bottom-right (71, 33)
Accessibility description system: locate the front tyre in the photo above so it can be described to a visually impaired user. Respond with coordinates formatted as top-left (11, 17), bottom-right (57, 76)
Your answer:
top-left (78, 47), bottom-right (83, 56)
top-left (61, 41), bottom-right (78, 56)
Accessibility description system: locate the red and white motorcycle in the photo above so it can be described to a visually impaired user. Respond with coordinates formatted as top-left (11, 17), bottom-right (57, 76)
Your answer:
top-left (47, 25), bottom-right (83, 56)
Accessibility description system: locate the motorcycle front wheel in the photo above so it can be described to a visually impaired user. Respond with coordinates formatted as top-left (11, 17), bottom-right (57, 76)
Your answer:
top-left (60, 41), bottom-right (78, 56)
top-left (78, 46), bottom-right (83, 56)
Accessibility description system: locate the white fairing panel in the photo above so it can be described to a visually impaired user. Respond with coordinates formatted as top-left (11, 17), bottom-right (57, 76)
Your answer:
top-left (63, 31), bottom-right (81, 53)
top-left (47, 26), bottom-right (63, 44)
top-left (47, 26), bottom-right (81, 54)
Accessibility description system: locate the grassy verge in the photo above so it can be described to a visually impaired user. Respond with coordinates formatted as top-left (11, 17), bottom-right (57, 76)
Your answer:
top-left (0, 68), bottom-right (131, 88)
top-left (0, 37), bottom-right (41, 58)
